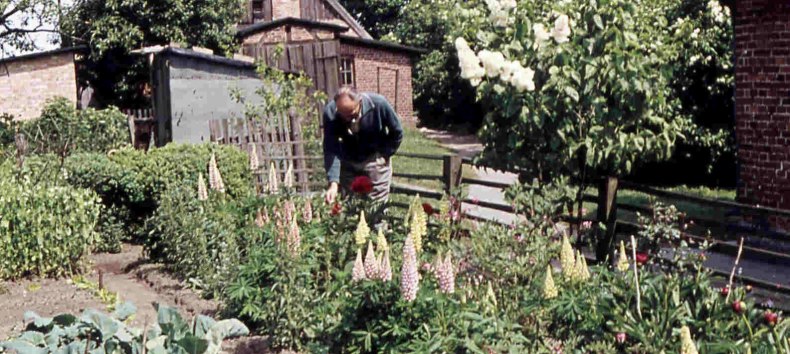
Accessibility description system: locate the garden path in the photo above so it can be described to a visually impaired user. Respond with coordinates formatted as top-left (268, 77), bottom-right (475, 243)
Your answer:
top-left (419, 128), bottom-right (520, 225)
top-left (0, 245), bottom-right (273, 353)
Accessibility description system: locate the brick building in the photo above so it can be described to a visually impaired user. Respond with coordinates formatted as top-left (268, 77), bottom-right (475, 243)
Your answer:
top-left (236, 0), bottom-right (423, 122)
top-left (0, 47), bottom-right (83, 121)
top-left (735, 0), bottom-right (790, 229)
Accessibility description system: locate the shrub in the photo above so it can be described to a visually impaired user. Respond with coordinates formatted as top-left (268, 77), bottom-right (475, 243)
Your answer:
top-left (0, 171), bottom-right (101, 279)
top-left (20, 97), bottom-right (129, 157)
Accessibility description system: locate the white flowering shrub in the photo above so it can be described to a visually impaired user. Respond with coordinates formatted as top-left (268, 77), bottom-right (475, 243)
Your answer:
top-left (455, 0), bottom-right (715, 182)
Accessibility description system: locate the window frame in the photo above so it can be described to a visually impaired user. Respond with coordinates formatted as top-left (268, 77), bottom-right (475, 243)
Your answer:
top-left (338, 56), bottom-right (355, 87)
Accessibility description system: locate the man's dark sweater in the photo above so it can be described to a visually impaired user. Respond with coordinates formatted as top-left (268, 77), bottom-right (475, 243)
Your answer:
top-left (323, 93), bottom-right (404, 183)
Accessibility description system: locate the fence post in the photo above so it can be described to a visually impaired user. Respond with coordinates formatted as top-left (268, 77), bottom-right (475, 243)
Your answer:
top-left (595, 176), bottom-right (619, 262)
top-left (288, 112), bottom-right (308, 193)
top-left (442, 154), bottom-right (462, 193)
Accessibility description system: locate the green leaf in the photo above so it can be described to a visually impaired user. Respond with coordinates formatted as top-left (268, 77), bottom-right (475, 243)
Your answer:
top-left (593, 15), bottom-right (604, 29)
top-left (0, 340), bottom-right (48, 354)
top-left (564, 87), bottom-right (580, 102)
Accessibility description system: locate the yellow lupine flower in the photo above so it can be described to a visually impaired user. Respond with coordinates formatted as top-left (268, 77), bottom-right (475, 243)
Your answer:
top-left (680, 326), bottom-right (698, 354)
top-left (616, 240), bottom-right (630, 272)
top-left (376, 227), bottom-right (389, 252)
top-left (543, 265), bottom-right (558, 299)
top-left (577, 251), bottom-right (590, 282)
top-left (560, 234), bottom-right (575, 280)
top-left (355, 211), bottom-right (370, 246)
top-left (409, 206), bottom-right (427, 253)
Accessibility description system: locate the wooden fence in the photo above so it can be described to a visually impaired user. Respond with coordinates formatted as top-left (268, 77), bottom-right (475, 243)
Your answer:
top-left (122, 108), bottom-right (155, 151)
top-left (241, 40), bottom-right (341, 97)
top-left (208, 116), bottom-right (322, 193)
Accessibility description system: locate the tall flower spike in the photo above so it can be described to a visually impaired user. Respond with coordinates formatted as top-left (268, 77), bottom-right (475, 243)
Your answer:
top-left (208, 153), bottom-right (225, 193)
top-left (617, 241), bottom-right (630, 272)
top-left (379, 249), bottom-right (392, 281)
top-left (283, 162), bottom-right (294, 188)
top-left (249, 144), bottom-right (259, 171)
top-left (404, 194), bottom-right (421, 226)
top-left (542, 265), bottom-right (558, 299)
top-left (255, 208), bottom-right (268, 228)
top-left (197, 173), bottom-right (208, 201)
top-left (400, 236), bottom-right (419, 302)
top-left (267, 162), bottom-right (279, 193)
top-left (287, 218), bottom-right (301, 257)
top-left (352, 248), bottom-right (366, 282)
top-left (410, 205), bottom-right (427, 253)
top-left (355, 211), bottom-right (370, 246)
top-left (578, 252), bottom-right (591, 281)
top-left (485, 282), bottom-right (498, 307)
top-left (560, 234), bottom-right (575, 280)
top-left (376, 227), bottom-right (389, 253)
top-left (303, 199), bottom-right (313, 223)
top-left (364, 241), bottom-right (379, 278)
top-left (437, 253), bottom-right (455, 294)
top-left (680, 326), bottom-right (698, 354)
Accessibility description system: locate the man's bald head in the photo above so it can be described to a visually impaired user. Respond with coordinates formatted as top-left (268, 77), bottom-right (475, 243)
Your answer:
top-left (335, 86), bottom-right (361, 122)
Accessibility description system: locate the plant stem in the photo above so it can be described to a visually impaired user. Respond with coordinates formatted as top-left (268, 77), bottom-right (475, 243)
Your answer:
top-left (741, 312), bottom-right (754, 339)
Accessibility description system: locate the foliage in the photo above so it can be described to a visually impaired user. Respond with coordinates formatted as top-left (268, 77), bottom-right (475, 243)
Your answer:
top-left (19, 97), bottom-right (129, 157)
top-left (61, 0), bottom-right (244, 106)
top-left (0, 164), bottom-right (100, 279)
top-left (337, 0), bottom-right (404, 39)
top-left (0, 303), bottom-right (249, 354)
top-left (72, 275), bottom-right (121, 311)
top-left (0, 0), bottom-right (60, 55)
top-left (232, 56), bottom-right (327, 156)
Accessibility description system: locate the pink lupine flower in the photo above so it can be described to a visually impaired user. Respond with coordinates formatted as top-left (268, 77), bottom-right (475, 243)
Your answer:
top-left (303, 199), bottom-right (313, 223)
top-left (352, 248), bottom-right (366, 282)
top-left (287, 218), bottom-right (301, 256)
top-left (400, 236), bottom-right (419, 302)
top-left (615, 332), bottom-right (626, 344)
top-left (436, 254), bottom-right (455, 294)
top-left (364, 241), bottom-right (379, 278)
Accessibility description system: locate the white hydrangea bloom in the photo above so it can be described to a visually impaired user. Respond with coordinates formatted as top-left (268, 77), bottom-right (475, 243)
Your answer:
top-left (484, 0), bottom-right (515, 27)
top-left (691, 28), bottom-right (700, 39)
top-left (708, 0), bottom-right (727, 23)
top-left (511, 67), bottom-right (535, 92)
top-left (478, 50), bottom-right (506, 78)
top-left (500, 0), bottom-right (516, 10)
top-left (500, 60), bottom-right (522, 82)
top-left (533, 23), bottom-right (551, 48)
top-left (489, 9), bottom-right (510, 27)
top-left (552, 14), bottom-right (572, 43)
top-left (455, 37), bottom-right (485, 85)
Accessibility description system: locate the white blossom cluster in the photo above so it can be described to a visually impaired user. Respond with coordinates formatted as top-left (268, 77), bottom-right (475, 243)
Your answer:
top-left (456, 38), bottom-right (536, 92)
top-left (455, 13), bottom-right (572, 92)
top-left (484, 0), bottom-right (517, 27)
top-left (707, 0), bottom-right (730, 24)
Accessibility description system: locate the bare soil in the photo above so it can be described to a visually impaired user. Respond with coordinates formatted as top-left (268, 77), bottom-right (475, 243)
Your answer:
top-left (0, 244), bottom-right (271, 353)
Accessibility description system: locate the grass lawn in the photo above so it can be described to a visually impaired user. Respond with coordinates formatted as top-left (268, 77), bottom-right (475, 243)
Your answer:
top-left (392, 128), bottom-right (475, 192)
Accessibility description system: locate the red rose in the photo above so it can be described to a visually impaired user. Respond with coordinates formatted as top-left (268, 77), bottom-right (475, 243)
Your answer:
top-left (732, 300), bottom-right (744, 314)
top-left (422, 202), bottom-right (435, 215)
top-left (764, 311), bottom-right (779, 326)
top-left (635, 252), bottom-right (649, 265)
top-left (331, 202), bottom-right (342, 216)
top-left (720, 287), bottom-right (730, 296)
top-left (350, 176), bottom-right (373, 195)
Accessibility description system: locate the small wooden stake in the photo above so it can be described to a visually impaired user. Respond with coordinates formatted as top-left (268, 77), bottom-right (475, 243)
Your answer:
top-left (726, 237), bottom-right (745, 302)
top-left (630, 235), bottom-right (642, 320)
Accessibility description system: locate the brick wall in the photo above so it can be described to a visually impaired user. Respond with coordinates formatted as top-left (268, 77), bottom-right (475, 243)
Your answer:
top-left (272, 0), bottom-right (300, 19)
top-left (340, 43), bottom-right (414, 124)
top-left (0, 51), bottom-right (77, 121)
top-left (242, 25), bottom-right (336, 45)
top-left (735, 0), bottom-right (790, 230)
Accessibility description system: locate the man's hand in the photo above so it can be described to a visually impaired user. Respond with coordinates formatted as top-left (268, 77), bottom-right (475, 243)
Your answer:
top-left (325, 182), bottom-right (339, 204)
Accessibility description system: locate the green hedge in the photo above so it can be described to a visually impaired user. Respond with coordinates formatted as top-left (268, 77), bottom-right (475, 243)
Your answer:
top-left (20, 97), bottom-right (129, 156)
top-left (0, 171), bottom-right (100, 279)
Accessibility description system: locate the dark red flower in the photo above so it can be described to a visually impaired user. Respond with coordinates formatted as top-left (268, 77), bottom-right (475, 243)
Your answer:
top-left (331, 202), bottom-right (342, 216)
top-left (732, 300), bottom-right (744, 314)
top-left (720, 287), bottom-right (730, 297)
top-left (764, 311), bottom-right (779, 326)
top-left (422, 203), bottom-right (435, 215)
top-left (635, 252), bottom-right (649, 265)
top-left (350, 176), bottom-right (373, 195)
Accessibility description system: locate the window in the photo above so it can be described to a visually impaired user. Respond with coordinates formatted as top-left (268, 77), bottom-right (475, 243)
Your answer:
top-left (252, 0), bottom-right (265, 20)
top-left (339, 57), bottom-right (355, 86)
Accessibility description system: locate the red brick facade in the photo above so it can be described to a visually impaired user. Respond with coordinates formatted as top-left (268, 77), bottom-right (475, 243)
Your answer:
top-left (0, 50), bottom-right (78, 121)
top-left (340, 43), bottom-right (414, 122)
top-left (735, 0), bottom-right (790, 230)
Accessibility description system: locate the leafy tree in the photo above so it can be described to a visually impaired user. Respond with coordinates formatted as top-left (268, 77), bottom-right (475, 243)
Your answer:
top-left (336, 0), bottom-right (404, 39)
top-left (61, 0), bottom-right (244, 107)
top-left (1, 0), bottom-right (62, 55)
